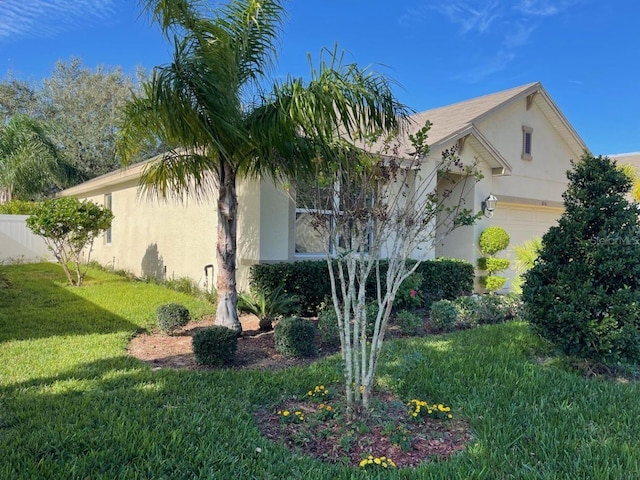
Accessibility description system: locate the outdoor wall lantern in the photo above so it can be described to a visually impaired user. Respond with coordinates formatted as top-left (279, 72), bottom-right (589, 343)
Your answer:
top-left (482, 193), bottom-right (498, 218)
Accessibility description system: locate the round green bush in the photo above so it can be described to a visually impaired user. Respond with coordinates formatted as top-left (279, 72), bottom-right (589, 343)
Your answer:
top-left (453, 296), bottom-right (479, 329)
top-left (317, 307), bottom-right (340, 347)
top-left (429, 300), bottom-right (458, 332)
top-left (479, 227), bottom-right (510, 256)
top-left (474, 295), bottom-right (506, 324)
top-left (157, 303), bottom-right (190, 335)
top-left (274, 316), bottom-right (316, 358)
top-left (395, 310), bottom-right (423, 336)
top-left (192, 326), bottom-right (238, 366)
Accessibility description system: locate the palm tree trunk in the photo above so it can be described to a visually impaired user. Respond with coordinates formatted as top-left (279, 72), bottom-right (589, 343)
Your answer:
top-left (215, 157), bottom-right (242, 333)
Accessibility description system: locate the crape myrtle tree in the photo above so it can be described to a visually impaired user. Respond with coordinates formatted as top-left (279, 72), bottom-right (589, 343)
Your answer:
top-left (296, 123), bottom-right (482, 419)
top-left (26, 197), bottom-right (113, 286)
top-left (118, 0), bottom-right (409, 332)
top-left (523, 153), bottom-right (640, 363)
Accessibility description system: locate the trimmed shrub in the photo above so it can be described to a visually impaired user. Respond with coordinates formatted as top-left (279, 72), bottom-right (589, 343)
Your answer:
top-left (477, 257), bottom-right (510, 272)
top-left (274, 316), bottom-right (316, 358)
top-left (474, 295), bottom-right (505, 325)
top-left (250, 258), bottom-right (474, 316)
top-left (453, 296), bottom-right (479, 329)
top-left (479, 227), bottom-right (510, 255)
top-left (0, 200), bottom-right (40, 215)
top-left (481, 275), bottom-right (507, 292)
top-left (317, 306), bottom-right (340, 347)
top-left (250, 261), bottom-right (329, 315)
top-left (429, 300), bottom-right (459, 332)
top-left (192, 326), bottom-right (237, 366)
top-left (395, 310), bottom-right (423, 336)
top-left (157, 303), bottom-right (190, 335)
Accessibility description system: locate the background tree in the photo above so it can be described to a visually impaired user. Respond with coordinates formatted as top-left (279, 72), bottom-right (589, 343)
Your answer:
top-left (296, 124), bottom-right (481, 419)
top-left (0, 58), bottom-right (154, 184)
top-left (118, 0), bottom-right (408, 332)
top-left (523, 153), bottom-right (640, 363)
top-left (0, 114), bottom-right (74, 201)
top-left (26, 197), bottom-right (113, 286)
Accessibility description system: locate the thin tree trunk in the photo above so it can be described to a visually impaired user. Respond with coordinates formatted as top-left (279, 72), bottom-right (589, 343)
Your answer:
top-left (215, 158), bottom-right (242, 333)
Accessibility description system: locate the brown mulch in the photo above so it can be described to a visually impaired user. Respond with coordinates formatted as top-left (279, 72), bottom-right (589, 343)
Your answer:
top-left (127, 314), bottom-right (331, 371)
top-left (126, 314), bottom-right (473, 469)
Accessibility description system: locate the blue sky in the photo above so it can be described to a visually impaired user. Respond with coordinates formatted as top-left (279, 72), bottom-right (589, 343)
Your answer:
top-left (0, 0), bottom-right (638, 155)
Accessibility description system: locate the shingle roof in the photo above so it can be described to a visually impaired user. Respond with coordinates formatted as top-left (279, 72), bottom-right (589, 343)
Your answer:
top-left (409, 82), bottom-right (540, 148)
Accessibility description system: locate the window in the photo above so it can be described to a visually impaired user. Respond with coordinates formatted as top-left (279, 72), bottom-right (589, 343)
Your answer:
top-left (104, 194), bottom-right (112, 245)
top-left (295, 178), bottom-right (373, 256)
top-left (522, 126), bottom-right (533, 160)
top-left (295, 182), bottom-right (334, 255)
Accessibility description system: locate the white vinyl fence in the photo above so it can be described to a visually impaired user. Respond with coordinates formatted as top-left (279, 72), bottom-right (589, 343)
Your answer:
top-left (0, 215), bottom-right (52, 264)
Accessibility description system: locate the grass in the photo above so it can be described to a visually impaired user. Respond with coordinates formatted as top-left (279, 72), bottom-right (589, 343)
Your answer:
top-left (2, 263), bottom-right (640, 478)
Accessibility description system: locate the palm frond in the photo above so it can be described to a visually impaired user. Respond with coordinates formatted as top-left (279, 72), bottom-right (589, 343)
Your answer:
top-left (138, 150), bottom-right (220, 201)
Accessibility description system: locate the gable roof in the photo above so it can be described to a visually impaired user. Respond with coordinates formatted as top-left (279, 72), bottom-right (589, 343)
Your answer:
top-left (393, 81), bottom-right (587, 175)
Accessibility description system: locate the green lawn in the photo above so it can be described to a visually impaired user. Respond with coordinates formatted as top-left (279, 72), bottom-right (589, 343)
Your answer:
top-left (2, 263), bottom-right (640, 479)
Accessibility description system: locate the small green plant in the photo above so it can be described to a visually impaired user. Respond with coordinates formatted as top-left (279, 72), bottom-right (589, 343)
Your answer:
top-left (452, 296), bottom-right (479, 329)
top-left (156, 303), bottom-right (190, 335)
top-left (316, 403), bottom-right (336, 421)
top-left (274, 316), bottom-right (316, 358)
top-left (317, 306), bottom-right (340, 347)
top-left (307, 384), bottom-right (331, 400)
top-left (429, 300), bottom-right (458, 332)
top-left (277, 409), bottom-right (305, 424)
top-left (192, 326), bottom-right (238, 366)
top-left (359, 454), bottom-right (397, 469)
top-left (237, 285), bottom-right (300, 331)
top-left (395, 310), bottom-right (423, 336)
top-left (408, 399), bottom-right (453, 421)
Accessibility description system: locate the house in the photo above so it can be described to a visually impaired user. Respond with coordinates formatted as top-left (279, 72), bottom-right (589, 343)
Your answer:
top-left (60, 81), bottom-right (587, 291)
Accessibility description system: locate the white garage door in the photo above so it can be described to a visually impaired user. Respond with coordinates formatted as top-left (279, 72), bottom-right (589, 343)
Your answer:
top-left (488, 203), bottom-right (563, 290)
top-left (491, 203), bottom-right (562, 249)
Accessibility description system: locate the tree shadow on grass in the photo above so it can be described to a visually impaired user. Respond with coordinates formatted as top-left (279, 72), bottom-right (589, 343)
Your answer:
top-left (0, 264), bottom-right (139, 343)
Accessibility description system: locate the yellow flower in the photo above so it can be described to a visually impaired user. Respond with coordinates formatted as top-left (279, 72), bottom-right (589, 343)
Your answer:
top-left (374, 458), bottom-right (381, 465)
top-left (326, 406), bottom-right (333, 411)
top-left (307, 391), bottom-right (313, 396)
top-left (412, 412), bottom-right (418, 417)
top-left (282, 410), bottom-right (290, 417)
top-left (448, 414), bottom-right (453, 419)
top-left (389, 459), bottom-right (397, 467)
top-left (359, 459), bottom-right (368, 467)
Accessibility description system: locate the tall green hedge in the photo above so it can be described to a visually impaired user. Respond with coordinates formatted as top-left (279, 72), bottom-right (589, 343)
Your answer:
top-left (250, 258), bottom-right (473, 315)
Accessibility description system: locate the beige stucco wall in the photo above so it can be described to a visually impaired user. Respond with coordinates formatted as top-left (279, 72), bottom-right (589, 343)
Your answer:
top-left (477, 97), bottom-right (577, 204)
top-left (80, 182), bottom-right (219, 289)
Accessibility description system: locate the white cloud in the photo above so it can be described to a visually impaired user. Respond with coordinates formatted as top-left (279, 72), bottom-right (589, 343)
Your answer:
top-left (0, 0), bottom-right (117, 40)
top-left (432, 1), bottom-right (502, 35)
top-left (516, 0), bottom-right (579, 17)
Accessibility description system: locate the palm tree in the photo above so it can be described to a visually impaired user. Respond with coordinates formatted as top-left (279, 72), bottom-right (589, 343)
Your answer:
top-left (0, 114), bottom-right (72, 201)
top-left (118, 0), bottom-right (409, 332)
